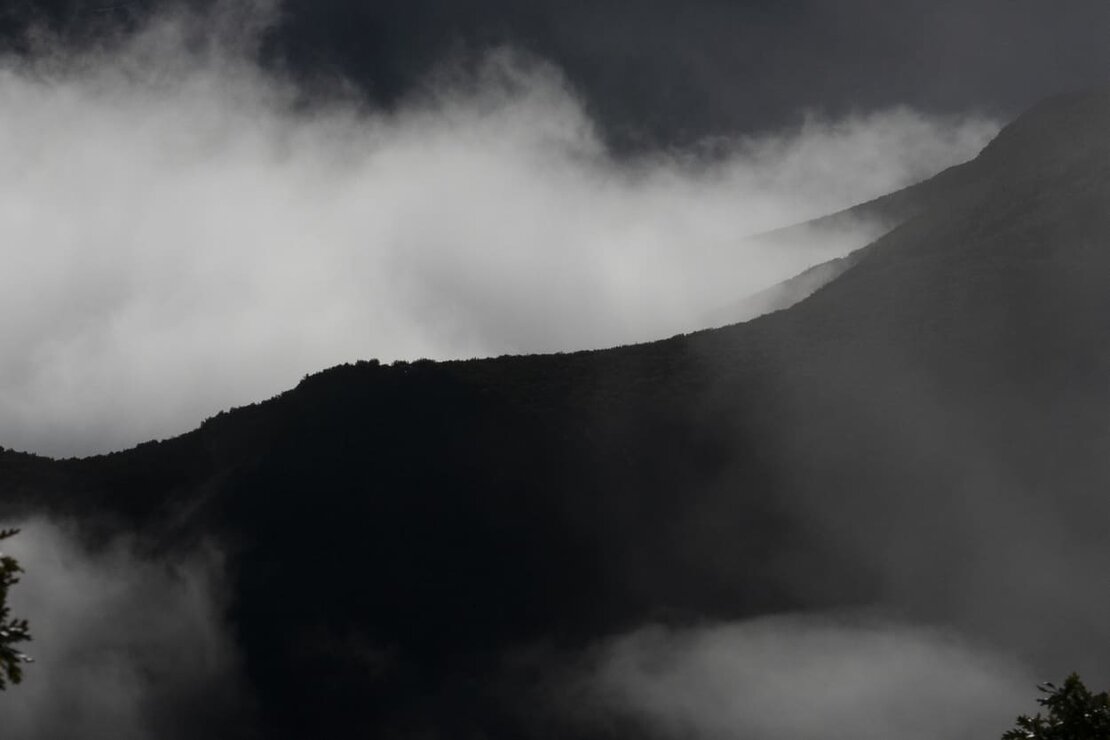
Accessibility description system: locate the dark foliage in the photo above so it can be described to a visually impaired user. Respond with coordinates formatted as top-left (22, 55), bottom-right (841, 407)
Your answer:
top-left (1003, 675), bottom-right (1110, 740)
top-left (0, 528), bottom-right (31, 690)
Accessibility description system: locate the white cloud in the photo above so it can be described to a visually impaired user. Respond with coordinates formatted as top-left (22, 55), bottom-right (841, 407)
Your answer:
top-left (582, 614), bottom-right (1033, 740)
top-left (0, 9), bottom-right (998, 456)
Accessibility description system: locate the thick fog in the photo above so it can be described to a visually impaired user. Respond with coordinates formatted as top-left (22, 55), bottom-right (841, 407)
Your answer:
top-left (0, 6), bottom-right (997, 457)
top-left (0, 519), bottom-right (251, 740)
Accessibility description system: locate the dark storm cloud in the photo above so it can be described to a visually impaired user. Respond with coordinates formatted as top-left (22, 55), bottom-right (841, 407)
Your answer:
top-left (260, 0), bottom-right (1110, 146)
top-left (3, 0), bottom-right (1107, 146)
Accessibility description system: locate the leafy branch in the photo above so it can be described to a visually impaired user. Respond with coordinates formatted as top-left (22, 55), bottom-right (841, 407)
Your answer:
top-left (1003, 674), bottom-right (1110, 740)
top-left (0, 528), bottom-right (32, 690)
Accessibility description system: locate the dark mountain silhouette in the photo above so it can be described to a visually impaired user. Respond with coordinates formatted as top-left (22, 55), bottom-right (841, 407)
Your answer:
top-left (5, 89), bottom-right (1110, 738)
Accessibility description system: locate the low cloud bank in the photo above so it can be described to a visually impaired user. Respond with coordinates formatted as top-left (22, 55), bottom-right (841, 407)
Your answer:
top-left (0, 519), bottom-right (251, 740)
top-left (579, 615), bottom-right (1033, 740)
top-left (0, 6), bottom-right (998, 456)
top-left (0, 522), bottom-right (1038, 740)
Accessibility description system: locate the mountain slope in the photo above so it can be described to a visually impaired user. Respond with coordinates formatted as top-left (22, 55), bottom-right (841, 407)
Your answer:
top-left (5, 89), bottom-right (1110, 738)
top-left (712, 124), bottom-right (999, 323)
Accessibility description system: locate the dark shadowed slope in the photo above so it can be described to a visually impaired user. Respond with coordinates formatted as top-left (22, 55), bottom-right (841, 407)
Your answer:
top-left (5, 89), bottom-right (1110, 738)
top-left (707, 251), bottom-right (862, 325)
top-left (713, 127), bottom-right (999, 323)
